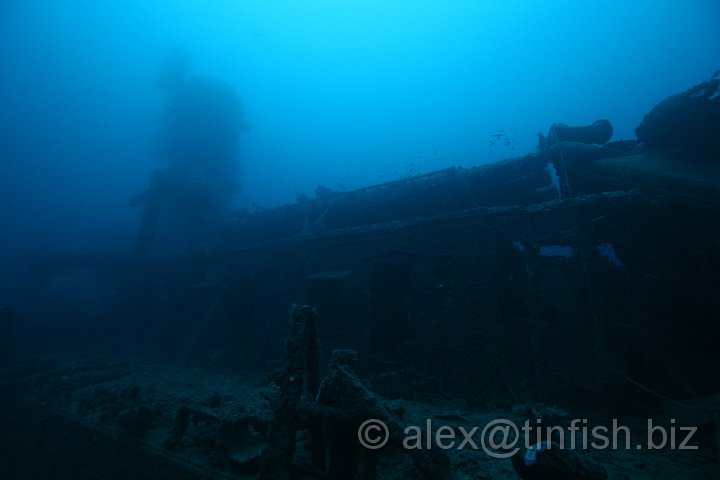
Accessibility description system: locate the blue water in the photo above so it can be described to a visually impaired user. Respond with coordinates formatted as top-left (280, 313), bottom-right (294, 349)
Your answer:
top-left (0, 0), bottom-right (718, 303)
top-left (1, 4), bottom-right (719, 478)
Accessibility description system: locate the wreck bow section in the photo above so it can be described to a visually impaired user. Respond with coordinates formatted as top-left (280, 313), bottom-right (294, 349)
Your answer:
top-left (27, 73), bottom-right (720, 411)
top-left (9, 73), bottom-right (720, 479)
top-left (31, 141), bottom-right (720, 411)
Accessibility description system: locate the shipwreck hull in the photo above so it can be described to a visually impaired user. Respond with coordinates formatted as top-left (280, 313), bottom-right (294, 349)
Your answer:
top-left (9, 73), bottom-right (720, 477)
top-left (32, 147), bottom-right (719, 409)
top-left (12, 146), bottom-right (720, 479)
top-left (202, 190), bottom-right (720, 404)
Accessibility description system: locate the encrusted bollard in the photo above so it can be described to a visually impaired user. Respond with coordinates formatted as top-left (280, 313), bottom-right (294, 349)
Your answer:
top-left (317, 350), bottom-right (450, 480)
top-left (261, 307), bottom-right (450, 480)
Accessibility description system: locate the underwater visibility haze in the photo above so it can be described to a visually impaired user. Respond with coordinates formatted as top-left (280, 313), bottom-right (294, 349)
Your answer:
top-left (1, 1), bottom-right (719, 260)
top-left (1, 1), bottom-right (720, 479)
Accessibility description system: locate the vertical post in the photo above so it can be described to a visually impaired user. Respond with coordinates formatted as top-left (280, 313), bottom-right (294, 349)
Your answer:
top-left (260, 305), bottom-right (322, 480)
